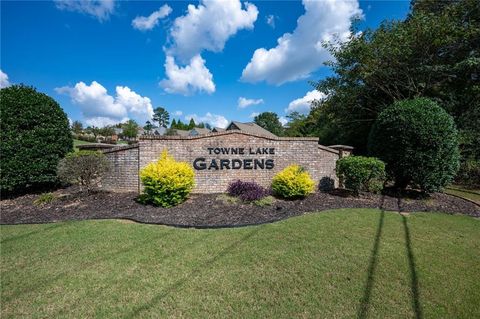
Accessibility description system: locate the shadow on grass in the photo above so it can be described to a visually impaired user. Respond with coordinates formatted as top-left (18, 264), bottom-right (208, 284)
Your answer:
top-left (402, 213), bottom-right (423, 319)
top-left (2, 229), bottom-right (178, 304)
top-left (357, 196), bottom-right (423, 319)
top-left (0, 223), bottom-right (64, 245)
top-left (357, 196), bottom-right (385, 319)
top-left (126, 227), bottom-right (260, 318)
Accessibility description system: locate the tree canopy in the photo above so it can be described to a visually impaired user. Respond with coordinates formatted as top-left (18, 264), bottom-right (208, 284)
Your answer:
top-left (254, 112), bottom-right (284, 136)
top-left (153, 107), bottom-right (170, 128)
top-left (295, 0), bottom-right (478, 161)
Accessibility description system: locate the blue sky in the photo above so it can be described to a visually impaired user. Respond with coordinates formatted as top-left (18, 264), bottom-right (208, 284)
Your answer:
top-left (1, 0), bottom-right (410, 128)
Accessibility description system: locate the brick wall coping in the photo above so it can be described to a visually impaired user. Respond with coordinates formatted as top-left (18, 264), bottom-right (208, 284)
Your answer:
top-left (328, 144), bottom-right (355, 150)
top-left (318, 145), bottom-right (341, 155)
top-left (140, 130), bottom-right (320, 142)
top-left (103, 144), bottom-right (139, 154)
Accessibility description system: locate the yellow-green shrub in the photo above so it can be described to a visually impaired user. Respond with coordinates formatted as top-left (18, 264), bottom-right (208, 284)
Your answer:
top-left (271, 165), bottom-right (315, 199)
top-left (139, 150), bottom-right (195, 207)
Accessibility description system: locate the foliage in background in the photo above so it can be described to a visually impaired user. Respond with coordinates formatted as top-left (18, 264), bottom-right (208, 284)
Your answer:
top-left (313, 0), bottom-right (478, 152)
top-left (143, 120), bottom-right (154, 133)
top-left (281, 0), bottom-right (478, 187)
top-left (254, 112), bottom-right (284, 136)
top-left (454, 159), bottom-right (480, 188)
top-left (336, 156), bottom-right (386, 194)
top-left (153, 107), bottom-right (170, 128)
top-left (57, 151), bottom-right (110, 192)
top-left (121, 119), bottom-right (139, 139)
top-left (227, 180), bottom-right (269, 202)
top-left (73, 134), bottom-right (97, 143)
top-left (71, 120), bottom-right (83, 134)
top-left (0, 85), bottom-right (73, 194)
top-left (271, 165), bottom-right (315, 199)
top-left (139, 150), bottom-right (195, 207)
top-left (368, 98), bottom-right (460, 193)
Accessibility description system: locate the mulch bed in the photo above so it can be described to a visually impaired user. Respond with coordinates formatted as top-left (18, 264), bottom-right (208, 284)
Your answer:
top-left (1, 187), bottom-right (479, 228)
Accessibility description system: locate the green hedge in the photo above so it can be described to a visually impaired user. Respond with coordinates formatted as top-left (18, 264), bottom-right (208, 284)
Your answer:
top-left (0, 85), bottom-right (73, 193)
top-left (336, 156), bottom-right (386, 194)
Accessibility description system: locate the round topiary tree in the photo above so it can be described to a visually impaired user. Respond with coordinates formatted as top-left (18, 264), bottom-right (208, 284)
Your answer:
top-left (368, 98), bottom-right (460, 193)
top-left (0, 85), bottom-right (73, 193)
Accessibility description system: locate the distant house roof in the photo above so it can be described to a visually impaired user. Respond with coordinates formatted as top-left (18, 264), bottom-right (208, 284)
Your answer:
top-left (226, 121), bottom-right (277, 137)
top-left (172, 129), bottom-right (190, 137)
top-left (212, 127), bottom-right (225, 132)
top-left (189, 127), bottom-right (211, 136)
top-left (152, 127), bottom-right (167, 136)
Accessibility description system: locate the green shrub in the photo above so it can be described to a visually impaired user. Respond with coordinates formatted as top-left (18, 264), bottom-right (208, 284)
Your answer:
top-left (368, 98), bottom-right (460, 193)
top-left (0, 85), bottom-right (73, 193)
top-left (33, 192), bottom-right (56, 206)
top-left (216, 194), bottom-right (240, 205)
top-left (139, 150), bottom-right (195, 207)
top-left (252, 196), bottom-right (275, 207)
top-left (336, 156), bottom-right (386, 194)
top-left (57, 151), bottom-right (110, 192)
top-left (271, 165), bottom-right (315, 199)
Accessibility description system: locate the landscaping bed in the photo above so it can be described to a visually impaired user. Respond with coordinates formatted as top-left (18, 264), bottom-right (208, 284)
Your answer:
top-left (1, 188), bottom-right (478, 227)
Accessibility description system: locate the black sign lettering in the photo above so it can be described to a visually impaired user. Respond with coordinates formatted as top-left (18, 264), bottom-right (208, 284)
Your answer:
top-left (193, 158), bottom-right (206, 170)
top-left (193, 147), bottom-right (276, 171)
top-left (232, 159), bottom-right (242, 169)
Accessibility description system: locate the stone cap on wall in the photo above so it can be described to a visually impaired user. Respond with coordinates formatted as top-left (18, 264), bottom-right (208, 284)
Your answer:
top-left (328, 145), bottom-right (354, 151)
top-left (102, 144), bottom-right (139, 154)
top-left (140, 130), bottom-right (320, 142)
top-left (77, 143), bottom-right (117, 151)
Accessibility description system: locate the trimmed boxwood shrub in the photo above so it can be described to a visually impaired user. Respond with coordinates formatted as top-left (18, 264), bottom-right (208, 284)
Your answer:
top-left (336, 156), bottom-right (386, 194)
top-left (227, 180), bottom-right (268, 202)
top-left (271, 165), bottom-right (315, 199)
top-left (0, 85), bottom-right (73, 193)
top-left (368, 98), bottom-right (460, 193)
top-left (57, 151), bottom-right (110, 192)
top-left (139, 150), bottom-right (195, 207)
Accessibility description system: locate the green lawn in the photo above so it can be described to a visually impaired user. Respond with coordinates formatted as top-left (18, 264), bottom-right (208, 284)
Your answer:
top-left (1, 209), bottom-right (479, 318)
top-left (73, 139), bottom-right (95, 151)
top-left (445, 186), bottom-right (480, 204)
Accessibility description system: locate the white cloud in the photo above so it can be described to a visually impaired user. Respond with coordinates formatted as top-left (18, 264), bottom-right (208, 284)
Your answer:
top-left (115, 86), bottom-right (154, 123)
top-left (241, 0), bottom-right (362, 85)
top-left (159, 55), bottom-right (215, 95)
top-left (185, 112), bottom-right (228, 128)
top-left (279, 116), bottom-right (288, 126)
top-left (56, 81), bottom-right (154, 127)
top-left (173, 110), bottom-right (183, 116)
top-left (85, 116), bottom-right (126, 128)
top-left (166, 0), bottom-right (258, 62)
top-left (54, 0), bottom-right (115, 22)
top-left (161, 0), bottom-right (258, 95)
top-left (132, 4), bottom-right (172, 31)
top-left (249, 112), bottom-right (260, 119)
top-left (238, 97), bottom-right (264, 108)
top-left (285, 89), bottom-right (326, 114)
top-left (0, 70), bottom-right (10, 88)
top-left (266, 14), bottom-right (276, 28)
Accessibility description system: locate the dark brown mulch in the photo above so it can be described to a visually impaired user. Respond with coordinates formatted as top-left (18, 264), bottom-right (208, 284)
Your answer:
top-left (1, 187), bottom-right (479, 228)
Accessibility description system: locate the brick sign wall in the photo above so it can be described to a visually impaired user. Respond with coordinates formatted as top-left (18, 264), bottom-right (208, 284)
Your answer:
top-left (103, 145), bottom-right (139, 192)
top-left (103, 131), bottom-right (343, 194)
